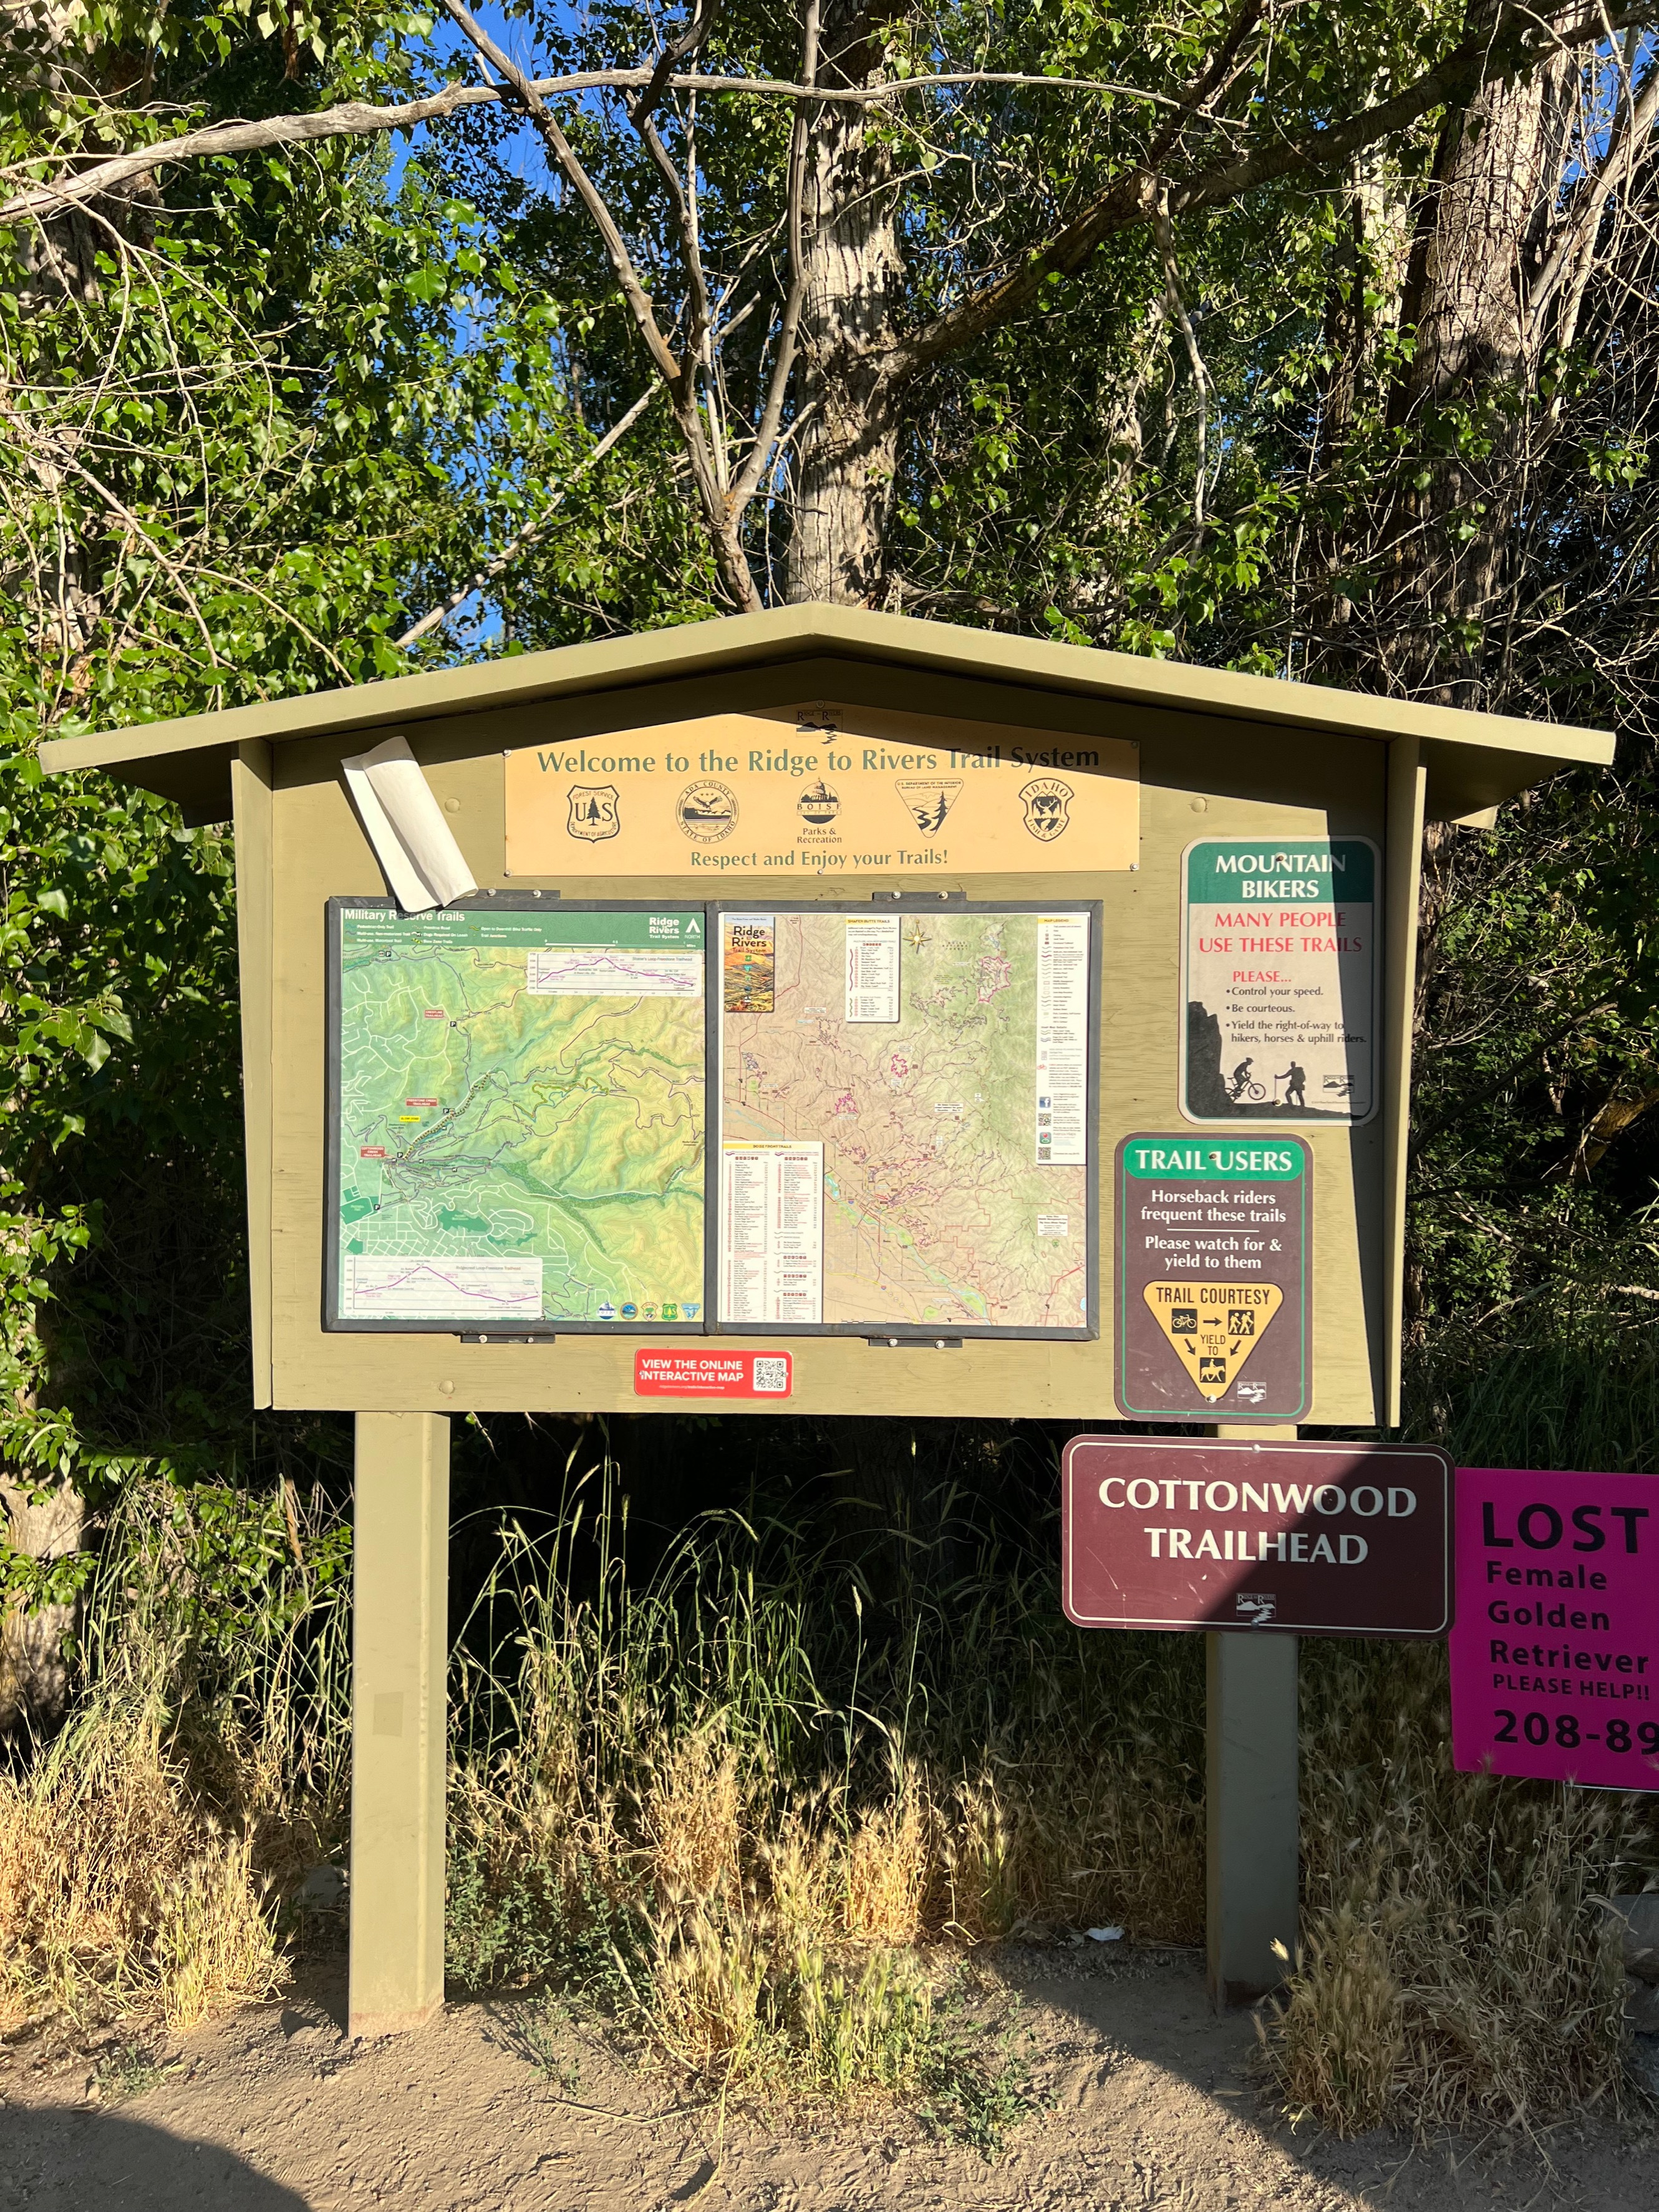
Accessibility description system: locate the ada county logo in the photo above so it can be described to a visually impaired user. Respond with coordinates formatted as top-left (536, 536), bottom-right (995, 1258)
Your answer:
top-left (1019, 778), bottom-right (1073, 842)
top-left (566, 785), bottom-right (619, 841)
top-left (676, 780), bottom-right (738, 843)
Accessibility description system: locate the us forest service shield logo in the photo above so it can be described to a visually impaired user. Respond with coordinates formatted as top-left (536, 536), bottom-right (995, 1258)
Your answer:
top-left (566, 785), bottom-right (620, 841)
top-left (1019, 777), bottom-right (1073, 842)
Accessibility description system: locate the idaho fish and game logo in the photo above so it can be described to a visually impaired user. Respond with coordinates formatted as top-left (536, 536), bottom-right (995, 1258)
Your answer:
top-left (566, 785), bottom-right (620, 841)
top-left (1019, 778), bottom-right (1073, 842)
top-left (676, 780), bottom-right (738, 843)
top-left (894, 778), bottom-right (964, 838)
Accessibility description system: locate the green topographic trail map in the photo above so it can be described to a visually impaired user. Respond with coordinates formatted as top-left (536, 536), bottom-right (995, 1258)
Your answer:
top-left (332, 905), bottom-right (705, 1327)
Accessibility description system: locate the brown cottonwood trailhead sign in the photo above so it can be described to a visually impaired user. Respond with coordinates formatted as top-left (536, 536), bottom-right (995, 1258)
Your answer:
top-left (1115, 1134), bottom-right (1309, 1422)
top-left (1062, 1437), bottom-right (1453, 1637)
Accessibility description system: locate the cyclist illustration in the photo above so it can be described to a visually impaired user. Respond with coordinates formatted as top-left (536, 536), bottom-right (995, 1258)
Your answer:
top-left (1228, 1058), bottom-right (1265, 1103)
top-left (1277, 1060), bottom-right (1308, 1110)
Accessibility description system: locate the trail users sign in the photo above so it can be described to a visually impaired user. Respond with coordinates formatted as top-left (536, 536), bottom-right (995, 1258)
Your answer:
top-left (1062, 1436), bottom-right (1452, 1637)
top-left (1114, 1135), bottom-right (1309, 1422)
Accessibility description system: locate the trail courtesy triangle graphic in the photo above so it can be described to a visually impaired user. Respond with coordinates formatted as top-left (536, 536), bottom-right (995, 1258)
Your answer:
top-left (1143, 1282), bottom-right (1284, 1401)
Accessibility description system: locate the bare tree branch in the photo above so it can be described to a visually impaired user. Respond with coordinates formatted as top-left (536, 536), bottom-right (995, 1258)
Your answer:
top-left (394, 386), bottom-right (659, 648)
top-left (438, 0), bottom-right (758, 607)
top-left (0, 69), bottom-right (1181, 228)
top-left (631, 1), bottom-right (724, 128)
top-left (725, 0), bottom-right (820, 518)
top-left (1145, 0), bottom-right (1266, 167)
top-left (1154, 183), bottom-right (1210, 529)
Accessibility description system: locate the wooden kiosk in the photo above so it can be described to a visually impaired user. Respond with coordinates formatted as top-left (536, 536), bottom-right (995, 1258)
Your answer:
top-left (42, 606), bottom-right (1612, 2031)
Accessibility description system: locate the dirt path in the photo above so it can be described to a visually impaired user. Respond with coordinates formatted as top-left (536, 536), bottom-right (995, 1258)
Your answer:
top-left (2, 1948), bottom-right (1654, 2211)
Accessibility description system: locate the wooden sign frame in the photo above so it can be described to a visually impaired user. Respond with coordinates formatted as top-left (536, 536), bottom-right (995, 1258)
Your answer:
top-left (40, 604), bottom-right (1615, 1430)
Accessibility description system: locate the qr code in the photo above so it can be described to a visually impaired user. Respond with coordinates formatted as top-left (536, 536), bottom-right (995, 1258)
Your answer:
top-left (752, 1356), bottom-right (791, 1395)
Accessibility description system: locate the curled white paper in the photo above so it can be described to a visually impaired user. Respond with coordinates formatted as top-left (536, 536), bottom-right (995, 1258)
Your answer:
top-left (341, 735), bottom-right (478, 914)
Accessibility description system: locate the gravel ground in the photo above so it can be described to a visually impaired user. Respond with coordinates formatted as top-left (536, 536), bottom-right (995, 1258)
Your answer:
top-left (2, 1945), bottom-right (1655, 2211)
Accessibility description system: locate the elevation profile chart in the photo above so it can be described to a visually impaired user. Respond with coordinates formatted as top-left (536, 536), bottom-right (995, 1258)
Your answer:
top-left (325, 897), bottom-right (706, 1333)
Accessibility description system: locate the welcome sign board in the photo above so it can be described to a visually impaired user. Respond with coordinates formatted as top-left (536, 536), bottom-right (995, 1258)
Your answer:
top-left (503, 707), bottom-right (1138, 882)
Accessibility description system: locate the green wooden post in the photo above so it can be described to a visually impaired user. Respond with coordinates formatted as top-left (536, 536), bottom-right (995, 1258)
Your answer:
top-left (1207, 1423), bottom-right (1300, 2008)
top-left (1205, 1629), bottom-right (1299, 2006)
top-left (348, 1412), bottom-right (450, 2036)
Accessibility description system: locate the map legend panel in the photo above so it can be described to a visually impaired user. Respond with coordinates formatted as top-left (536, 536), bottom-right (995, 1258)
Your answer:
top-left (326, 899), bottom-right (707, 1333)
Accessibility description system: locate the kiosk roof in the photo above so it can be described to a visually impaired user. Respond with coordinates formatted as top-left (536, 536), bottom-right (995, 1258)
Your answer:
top-left (41, 601), bottom-right (1613, 824)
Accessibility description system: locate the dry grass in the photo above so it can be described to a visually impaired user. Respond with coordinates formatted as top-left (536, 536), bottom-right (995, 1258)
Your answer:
top-left (0, 1722), bottom-right (286, 2032)
top-left (0, 1479), bottom-right (346, 2037)
top-left (1263, 1640), bottom-right (1650, 2135)
top-left (7, 1421), bottom-right (1655, 2135)
top-left (443, 1468), bottom-right (1206, 2101)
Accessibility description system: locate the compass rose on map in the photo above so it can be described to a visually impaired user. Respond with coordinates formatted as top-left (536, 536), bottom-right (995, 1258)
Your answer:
top-left (904, 920), bottom-right (931, 954)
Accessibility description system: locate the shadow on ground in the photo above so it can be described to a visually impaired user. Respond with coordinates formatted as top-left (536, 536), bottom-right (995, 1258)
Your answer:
top-left (0, 2110), bottom-right (312, 2211)
top-left (1012, 1943), bottom-right (1659, 2211)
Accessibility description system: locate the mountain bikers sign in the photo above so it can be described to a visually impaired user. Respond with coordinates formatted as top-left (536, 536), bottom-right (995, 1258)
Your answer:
top-left (1181, 838), bottom-right (1379, 1124)
top-left (1115, 1135), bottom-right (1310, 1422)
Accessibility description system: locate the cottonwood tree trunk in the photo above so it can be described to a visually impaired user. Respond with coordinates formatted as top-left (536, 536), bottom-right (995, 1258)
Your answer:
top-left (1377, 52), bottom-right (1577, 707)
top-left (786, 1), bottom-right (906, 606)
top-left (0, 1477), bottom-right (84, 1736)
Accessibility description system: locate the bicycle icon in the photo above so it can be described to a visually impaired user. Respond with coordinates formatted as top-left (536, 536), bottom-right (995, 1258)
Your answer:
top-left (1228, 1072), bottom-right (1266, 1103)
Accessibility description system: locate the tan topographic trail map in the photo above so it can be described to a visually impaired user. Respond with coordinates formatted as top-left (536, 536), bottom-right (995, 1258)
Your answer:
top-left (719, 907), bottom-right (1091, 1332)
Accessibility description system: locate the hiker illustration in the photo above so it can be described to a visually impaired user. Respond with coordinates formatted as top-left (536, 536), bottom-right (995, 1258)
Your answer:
top-left (1228, 1056), bottom-right (1264, 1103)
top-left (1278, 1060), bottom-right (1308, 1110)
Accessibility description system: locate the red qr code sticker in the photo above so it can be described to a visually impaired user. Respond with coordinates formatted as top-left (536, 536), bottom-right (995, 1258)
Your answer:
top-left (633, 1350), bottom-right (793, 1400)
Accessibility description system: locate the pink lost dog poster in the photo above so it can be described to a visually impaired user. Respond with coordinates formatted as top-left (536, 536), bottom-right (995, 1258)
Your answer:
top-left (1450, 1466), bottom-right (1659, 1790)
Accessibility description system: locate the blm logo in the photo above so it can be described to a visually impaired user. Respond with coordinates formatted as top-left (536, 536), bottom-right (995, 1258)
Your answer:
top-left (895, 778), bottom-right (964, 837)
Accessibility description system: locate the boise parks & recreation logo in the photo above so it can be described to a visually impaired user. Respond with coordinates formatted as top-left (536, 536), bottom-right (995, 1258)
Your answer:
top-left (677, 780), bottom-right (738, 842)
